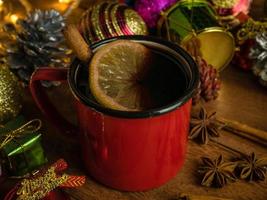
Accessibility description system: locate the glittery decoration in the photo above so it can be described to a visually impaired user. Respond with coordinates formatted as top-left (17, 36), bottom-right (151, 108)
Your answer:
top-left (79, 2), bottom-right (148, 44)
top-left (124, 9), bottom-right (147, 34)
top-left (16, 166), bottom-right (69, 200)
top-left (134, 0), bottom-right (177, 28)
top-left (212, 0), bottom-right (252, 17)
top-left (0, 64), bottom-right (22, 123)
top-left (4, 159), bottom-right (85, 200)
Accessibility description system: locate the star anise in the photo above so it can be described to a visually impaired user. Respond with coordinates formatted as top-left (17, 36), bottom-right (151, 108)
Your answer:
top-left (189, 107), bottom-right (219, 144)
top-left (237, 152), bottom-right (267, 182)
top-left (198, 155), bottom-right (237, 188)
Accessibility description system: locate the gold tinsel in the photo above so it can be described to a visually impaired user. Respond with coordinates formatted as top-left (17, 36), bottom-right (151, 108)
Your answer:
top-left (0, 63), bottom-right (22, 123)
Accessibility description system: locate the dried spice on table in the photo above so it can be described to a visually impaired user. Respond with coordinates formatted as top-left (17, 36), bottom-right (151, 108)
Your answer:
top-left (177, 193), bottom-right (233, 200)
top-left (189, 106), bottom-right (219, 145)
top-left (236, 152), bottom-right (267, 182)
top-left (198, 155), bottom-right (237, 188)
top-left (0, 115), bottom-right (47, 177)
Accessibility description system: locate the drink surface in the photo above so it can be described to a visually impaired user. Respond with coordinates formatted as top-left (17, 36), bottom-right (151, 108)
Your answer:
top-left (75, 47), bottom-right (187, 111)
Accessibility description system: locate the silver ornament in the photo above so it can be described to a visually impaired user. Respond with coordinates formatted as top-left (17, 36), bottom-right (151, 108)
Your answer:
top-left (249, 32), bottom-right (267, 88)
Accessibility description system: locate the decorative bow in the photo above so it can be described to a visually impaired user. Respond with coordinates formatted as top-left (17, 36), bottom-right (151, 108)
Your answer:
top-left (0, 119), bottom-right (42, 150)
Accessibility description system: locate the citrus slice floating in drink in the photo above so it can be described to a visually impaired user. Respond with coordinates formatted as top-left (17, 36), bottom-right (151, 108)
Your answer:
top-left (89, 40), bottom-right (154, 111)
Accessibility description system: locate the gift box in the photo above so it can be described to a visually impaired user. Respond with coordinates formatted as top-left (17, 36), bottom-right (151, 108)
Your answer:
top-left (0, 116), bottom-right (47, 176)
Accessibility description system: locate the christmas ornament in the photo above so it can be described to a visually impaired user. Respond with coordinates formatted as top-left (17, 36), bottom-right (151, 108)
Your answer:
top-left (4, 159), bottom-right (85, 200)
top-left (210, 0), bottom-right (252, 27)
top-left (0, 64), bottom-right (22, 123)
top-left (237, 152), bottom-right (267, 182)
top-left (249, 32), bottom-right (267, 87)
top-left (189, 106), bottom-right (219, 145)
top-left (236, 18), bottom-right (267, 45)
top-left (198, 155), bottom-right (237, 188)
top-left (134, 0), bottom-right (177, 28)
top-left (79, 1), bottom-right (148, 45)
top-left (193, 57), bottom-right (221, 103)
top-left (211, 0), bottom-right (251, 16)
top-left (0, 116), bottom-right (47, 176)
top-left (158, 0), bottom-right (235, 71)
top-left (6, 9), bottom-right (69, 87)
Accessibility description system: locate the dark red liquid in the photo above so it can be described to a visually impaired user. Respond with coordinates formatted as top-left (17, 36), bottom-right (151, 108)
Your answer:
top-left (75, 49), bottom-right (188, 110)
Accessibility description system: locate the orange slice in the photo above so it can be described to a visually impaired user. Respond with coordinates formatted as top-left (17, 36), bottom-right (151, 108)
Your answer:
top-left (89, 40), bottom-right (154, 111)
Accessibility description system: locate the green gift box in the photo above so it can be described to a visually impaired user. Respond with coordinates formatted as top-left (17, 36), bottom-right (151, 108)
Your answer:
top-left (0, 116), bottom-right (47, 176)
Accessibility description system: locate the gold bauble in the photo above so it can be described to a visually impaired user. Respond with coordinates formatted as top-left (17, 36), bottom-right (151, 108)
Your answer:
top-left (0, 64), bottom-right (22, 123)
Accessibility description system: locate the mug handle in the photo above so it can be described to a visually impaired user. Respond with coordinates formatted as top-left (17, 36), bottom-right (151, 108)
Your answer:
top-left (29, 67), bottom-right (78, 135)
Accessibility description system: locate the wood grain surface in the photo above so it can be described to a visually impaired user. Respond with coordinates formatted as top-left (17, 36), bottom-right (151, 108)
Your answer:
top-left (1, 0), bottom-right (267, 200)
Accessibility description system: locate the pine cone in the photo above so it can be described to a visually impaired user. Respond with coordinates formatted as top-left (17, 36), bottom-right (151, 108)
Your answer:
top-left (193, 57), bottom-right (221, 104)
top-left (249, 32), bottom-right (267, 88)
top-left (6, 10), bottom-right (69, 87)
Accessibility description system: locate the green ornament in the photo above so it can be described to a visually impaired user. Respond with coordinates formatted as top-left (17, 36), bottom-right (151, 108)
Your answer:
top-left (0, 63), bottom-right (22, 123)
top-left (0, 115), bottom-right (47, 176)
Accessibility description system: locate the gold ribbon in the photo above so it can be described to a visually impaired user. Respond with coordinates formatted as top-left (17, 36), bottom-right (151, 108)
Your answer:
top-left (237, 18), bottom-right (267, 44)
top-left (0, 119), bottom-right (42, 150)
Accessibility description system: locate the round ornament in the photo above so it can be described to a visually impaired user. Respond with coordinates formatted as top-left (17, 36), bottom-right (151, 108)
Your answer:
top-left (0, 63), bottom-right (22, 123)
top-left (79, 2), bottom-right (148, 44)
top-left (134, 0), bottom-right (177, 28)
top-left (158, 0), bottom-right (235, 71)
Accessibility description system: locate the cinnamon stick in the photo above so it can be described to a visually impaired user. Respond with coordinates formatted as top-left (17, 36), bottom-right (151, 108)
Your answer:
top-left (216, 117), bottom-right (267, 146)
top-left (63, 24), bottom-right (92, 63)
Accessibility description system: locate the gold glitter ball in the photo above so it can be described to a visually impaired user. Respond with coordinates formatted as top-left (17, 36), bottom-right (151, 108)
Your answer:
top-left (124, 8), bottom-right (148, 35)
top-left (0, 64), bottom-right (22, 123)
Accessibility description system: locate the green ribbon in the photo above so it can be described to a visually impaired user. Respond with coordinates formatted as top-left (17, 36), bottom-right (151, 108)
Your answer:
top-left (0, 119), bottom-right (42, 150)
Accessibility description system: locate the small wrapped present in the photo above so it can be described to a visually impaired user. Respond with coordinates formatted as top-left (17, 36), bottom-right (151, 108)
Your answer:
top-left (0, 116), bottom-right (47, 177)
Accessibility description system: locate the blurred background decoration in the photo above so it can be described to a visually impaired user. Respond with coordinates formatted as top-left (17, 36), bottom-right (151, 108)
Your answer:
top-left (0, 0), bottom-right (82, 27)
top-left (0, 0), bottom-right (82, 57)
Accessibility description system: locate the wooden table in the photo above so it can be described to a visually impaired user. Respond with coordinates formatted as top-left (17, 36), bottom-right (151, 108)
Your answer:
top-left (1, 0), bottom-right (267, 199)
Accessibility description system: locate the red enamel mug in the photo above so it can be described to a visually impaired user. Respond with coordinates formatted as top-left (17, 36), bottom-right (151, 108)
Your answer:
top-left (29, 35), bottom-right (199, 191)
